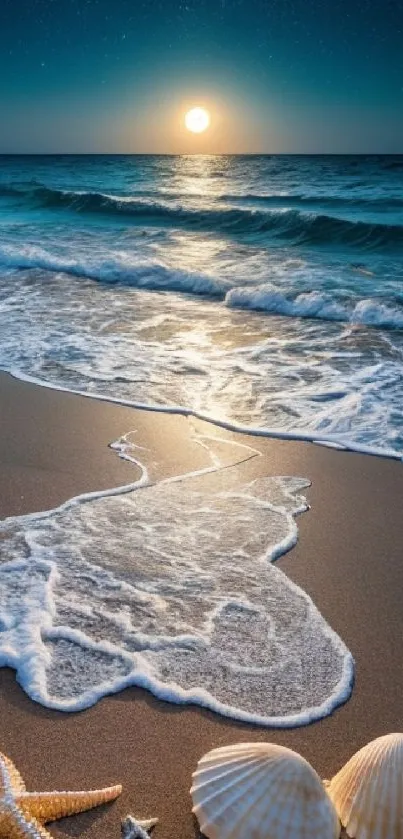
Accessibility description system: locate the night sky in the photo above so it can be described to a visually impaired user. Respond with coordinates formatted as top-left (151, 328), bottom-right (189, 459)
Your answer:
top-left (0, 0), bottom-right (402, 153)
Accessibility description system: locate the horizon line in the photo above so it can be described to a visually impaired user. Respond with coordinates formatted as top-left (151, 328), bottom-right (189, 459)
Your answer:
top-left (0, 151), bottom-right (402, 157)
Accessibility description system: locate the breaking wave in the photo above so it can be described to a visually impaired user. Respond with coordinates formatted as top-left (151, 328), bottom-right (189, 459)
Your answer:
top-left (1, 244), bottom-right (403, 331)
top-left (226, 286), bottom-right (403, 329)
top-left (0, 245), bottom-right (228, 297)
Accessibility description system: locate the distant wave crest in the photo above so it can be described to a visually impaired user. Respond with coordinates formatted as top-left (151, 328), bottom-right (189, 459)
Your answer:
top-left (2, 183), bottom-right (403, 250)
top-left (221, 192), bottom-right (403, 210)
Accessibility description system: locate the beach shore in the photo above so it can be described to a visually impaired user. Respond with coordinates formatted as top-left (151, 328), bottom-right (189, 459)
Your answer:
top-left (1, 371), bottom-right (403, 839)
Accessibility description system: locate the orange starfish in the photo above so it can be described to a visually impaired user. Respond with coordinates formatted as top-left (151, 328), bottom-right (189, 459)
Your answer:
top-left (0, 752), bottom-right (122, 839)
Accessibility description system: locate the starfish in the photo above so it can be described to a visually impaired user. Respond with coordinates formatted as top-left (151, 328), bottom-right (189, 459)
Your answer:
top-left (121, 815), bottom-right (158, 839)
top-left (0, 751), bottom-right (122, 839)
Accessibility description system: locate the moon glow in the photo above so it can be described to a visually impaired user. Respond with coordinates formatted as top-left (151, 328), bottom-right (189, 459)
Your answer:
top-left (185, 107), bottom-right (210, 133)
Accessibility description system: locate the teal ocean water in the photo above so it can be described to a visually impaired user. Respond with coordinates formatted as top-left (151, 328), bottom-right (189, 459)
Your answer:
top-left (0, 154), bottom-right (403, 454)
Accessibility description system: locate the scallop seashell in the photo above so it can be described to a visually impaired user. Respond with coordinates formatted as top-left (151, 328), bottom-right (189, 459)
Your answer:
top-left (190, 742), bottom-right (340, 839)
top-left (327, 732), bottom-right (403, 839)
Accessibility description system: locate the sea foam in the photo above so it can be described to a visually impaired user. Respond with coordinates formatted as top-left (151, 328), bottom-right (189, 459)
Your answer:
top-left (0, 244), bottom-right (227, 297)
top-left (1, 244), bottom-right (403, 332)
top-left (0, 445), bottom-right (353, 725)
top-left (226, 285), bottom-right (403, 329)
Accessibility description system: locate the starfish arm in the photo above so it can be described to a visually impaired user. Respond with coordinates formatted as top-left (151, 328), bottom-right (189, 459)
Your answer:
top-left (0, 753), bottom-right (26, 795)
top-left (0, 809), bottom-right (53, 839)
top-left (16, 785), bottom-right (122, 824)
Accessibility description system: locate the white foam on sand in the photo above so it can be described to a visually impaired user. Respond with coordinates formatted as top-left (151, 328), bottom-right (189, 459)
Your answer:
top-left (0, 437), bottom-right (354, 727)
top-left (7, 367), bottom-right (403, 461)
top-left (0, 264), bottom-right (402, 460)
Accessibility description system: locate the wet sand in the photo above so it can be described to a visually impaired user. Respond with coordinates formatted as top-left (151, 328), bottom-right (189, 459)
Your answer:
top-left (0, 372), bottom-right (403, 839)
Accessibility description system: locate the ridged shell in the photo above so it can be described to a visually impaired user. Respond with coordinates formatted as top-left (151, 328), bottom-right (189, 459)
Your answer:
top-left (190, 742), bottom-right (340, 839)
top-left (327, 733), bottom-right (403, 839)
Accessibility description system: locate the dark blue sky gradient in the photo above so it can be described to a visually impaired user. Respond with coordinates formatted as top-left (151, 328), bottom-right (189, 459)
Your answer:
top-left (0, 0), bottom-right (402, 152)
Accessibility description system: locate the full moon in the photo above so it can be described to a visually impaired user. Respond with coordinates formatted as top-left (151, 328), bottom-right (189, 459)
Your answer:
top-left (185, 107), bottom-right (210, 133)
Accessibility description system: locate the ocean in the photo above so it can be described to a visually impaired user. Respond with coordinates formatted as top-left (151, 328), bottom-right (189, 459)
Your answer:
top-left (0, 154), bottom-right (403, 455)
top-left (0, 153), bottom-right (401, 724)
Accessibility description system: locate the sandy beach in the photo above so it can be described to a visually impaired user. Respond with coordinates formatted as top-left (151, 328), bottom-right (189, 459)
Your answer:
top-left (1, 371), bottom-right (403, 839)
